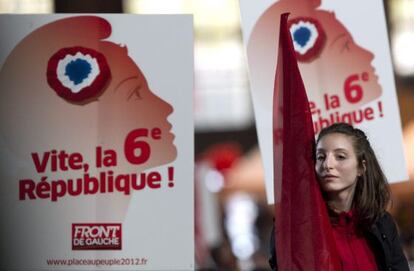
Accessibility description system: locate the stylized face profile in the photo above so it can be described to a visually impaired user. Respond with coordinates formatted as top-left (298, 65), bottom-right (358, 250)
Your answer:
top-left (96, 40), bottom-right (177, 169)
top-left (248, 0), bottom-right (381, 112)
top-left (0, 16), bottom-right (176, 169)
top-left (0, 16), bottom-right (177, 219)
top-left (295, 11), bottom-right (381, 107)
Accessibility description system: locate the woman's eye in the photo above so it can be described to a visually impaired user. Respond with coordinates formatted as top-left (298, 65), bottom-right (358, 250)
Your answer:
top-left (316, 155), bottom-right (325, 161)
top-left (342, 40), bottom-right (351, 52)
top-left (127, 86), bottom-right (142, 100)
top-left (336, 155), bottom-right (346, 160)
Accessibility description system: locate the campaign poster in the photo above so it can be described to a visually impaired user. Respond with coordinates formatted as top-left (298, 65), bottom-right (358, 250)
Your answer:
top-left (0, 15), bottom-right (194, 270)
top-left (239, 0), bottom-right (408, 203)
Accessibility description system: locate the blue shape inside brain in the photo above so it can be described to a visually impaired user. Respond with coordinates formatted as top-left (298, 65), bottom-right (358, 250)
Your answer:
top-left (293, 27), bottom-right (311, 47)
top-left (65, 59), bottom-right (92, 85)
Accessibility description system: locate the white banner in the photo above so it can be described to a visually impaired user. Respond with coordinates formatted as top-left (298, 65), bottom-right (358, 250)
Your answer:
top-left (239, 0), bottom-right (408, 203)
top-left (0, 14), bottom-right (194, 270)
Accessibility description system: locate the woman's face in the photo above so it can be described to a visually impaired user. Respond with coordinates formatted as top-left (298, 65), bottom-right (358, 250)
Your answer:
top-left (315, 133), bottom-right (361, 198)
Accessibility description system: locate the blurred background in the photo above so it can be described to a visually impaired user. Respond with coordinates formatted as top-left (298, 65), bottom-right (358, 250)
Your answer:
top-left (1, 0), bottom-right (414, 270)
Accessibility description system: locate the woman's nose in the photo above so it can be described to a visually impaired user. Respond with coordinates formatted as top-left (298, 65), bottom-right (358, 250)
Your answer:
top-left (323, 156), bottom-right (333, 170)
top-left (358, 45), bottom-right (374, 63)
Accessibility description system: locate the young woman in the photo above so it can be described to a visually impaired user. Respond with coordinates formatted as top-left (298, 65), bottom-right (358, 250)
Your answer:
top-left (269, 123), bottom-right (410, 271)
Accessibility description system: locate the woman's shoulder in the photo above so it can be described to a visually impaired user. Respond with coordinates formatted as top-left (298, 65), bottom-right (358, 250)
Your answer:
top-left (371, 211), bottom-right (399, 238)
top-left (371, 212), bottom-right (411, 270)
top-left (376, 211), bottom-right (393, 224)
top-left (375, 211), bottom-right (396, 226)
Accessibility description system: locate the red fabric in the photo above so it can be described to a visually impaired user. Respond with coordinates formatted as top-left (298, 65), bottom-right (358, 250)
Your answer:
top-left (272, 13), bottom-right (341, 271)
top-left (332, 211), bottom-right (378, 271)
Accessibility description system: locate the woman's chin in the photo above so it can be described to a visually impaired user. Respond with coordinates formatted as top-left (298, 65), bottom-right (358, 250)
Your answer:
top-left (319, 183), bottom-right (341, 194)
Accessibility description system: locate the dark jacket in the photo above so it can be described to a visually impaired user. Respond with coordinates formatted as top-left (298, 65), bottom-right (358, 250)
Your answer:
top-left (269, 212), bottom-right (410, 271)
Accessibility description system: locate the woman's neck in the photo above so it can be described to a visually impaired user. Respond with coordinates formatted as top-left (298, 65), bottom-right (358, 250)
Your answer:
top-left (326, 188), bottom-right (356, 213)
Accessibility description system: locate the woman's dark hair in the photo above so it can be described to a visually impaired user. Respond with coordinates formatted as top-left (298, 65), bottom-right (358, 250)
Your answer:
top-left (316, 122), bottom-right (390, 228)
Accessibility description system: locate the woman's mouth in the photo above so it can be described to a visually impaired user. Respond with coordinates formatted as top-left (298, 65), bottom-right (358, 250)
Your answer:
top-left (322, 174), bottom-right (338, 181)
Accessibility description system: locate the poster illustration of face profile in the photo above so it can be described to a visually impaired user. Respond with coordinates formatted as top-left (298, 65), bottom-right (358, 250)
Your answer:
top-left (0, 15), bottom-right (194, 270)
top-left (240, 0), bottom-right (408, 203)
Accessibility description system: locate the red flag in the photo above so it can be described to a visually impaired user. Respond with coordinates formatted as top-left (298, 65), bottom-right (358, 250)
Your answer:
top-left (273, 13), bottom-right (341, 271)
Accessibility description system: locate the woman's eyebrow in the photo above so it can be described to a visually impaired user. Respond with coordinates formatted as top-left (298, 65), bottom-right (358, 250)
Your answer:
top-left (329, 33), bottom-right (347, 48)
top-left (316, 148), bottom-right (348, 152)
top-left (333, 148), bottom-right (348, 152)
top-left (114, 76), bottom-right (139, 92)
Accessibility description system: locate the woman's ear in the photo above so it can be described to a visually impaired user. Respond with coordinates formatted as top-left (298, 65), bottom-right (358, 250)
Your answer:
top-left (358, 160), bottom-right (366, 176)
